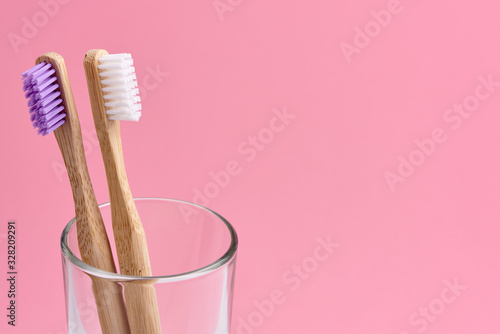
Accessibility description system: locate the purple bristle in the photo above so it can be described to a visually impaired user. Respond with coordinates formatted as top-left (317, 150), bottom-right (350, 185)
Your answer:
top-left (21, 62), bottom-right (66, 136)
top-left (21, 62), bottom-right (45, 78)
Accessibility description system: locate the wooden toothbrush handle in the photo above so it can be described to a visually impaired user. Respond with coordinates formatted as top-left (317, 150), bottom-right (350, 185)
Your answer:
top-left (84, 49), bottom-right (162, 333)
top-left (38, 53), bottom-right (130, 334)
top-left (124, 285), bottom-right (162, 333)
top-left (110, 197), bottom-right (162, 333)
top-left (91, 278), bottom-right (130, 333)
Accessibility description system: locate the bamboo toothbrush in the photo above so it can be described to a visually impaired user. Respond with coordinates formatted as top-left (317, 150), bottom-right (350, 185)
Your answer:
top-left (21, 52), bottom-right (130, 334)
top-left (83, 49), bottom-right (162, 333)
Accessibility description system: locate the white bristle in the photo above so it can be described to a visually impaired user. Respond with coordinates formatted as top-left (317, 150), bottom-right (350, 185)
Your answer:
top-left (98, 53), bottom-right (141, 121)
top-left (100, 53), bottom-right (132, 60)
top-left (100, 74), bottom-right (137, 85)
top-left (98, 62), bottom-right (133, 70)
top-left (108, 113), bottom-right (141, 121)
top-left (102, 90), bottom-right (140, 101)
top-left (102, 83), bottom-right (138, 93)
top-left (106, 106), bottom-right (142, 114)
top-left (99, 68), bottom-right (135, 77)
top-left (104, 97), bottom-right (141, 108)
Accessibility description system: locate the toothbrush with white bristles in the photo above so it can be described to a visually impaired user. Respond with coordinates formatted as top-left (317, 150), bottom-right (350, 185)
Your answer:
top-left (99, 53), bottom-right (142, 121)
top-left (21, 52), bottom-right (130, 334)
top-left (84, 49), bottom-right (162, 334)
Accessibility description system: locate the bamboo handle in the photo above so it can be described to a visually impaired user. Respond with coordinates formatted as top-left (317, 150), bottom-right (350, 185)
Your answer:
top-left (37, 53), bottom-right (130, 334)
top-left (84, 49), bottom-right (162, 333)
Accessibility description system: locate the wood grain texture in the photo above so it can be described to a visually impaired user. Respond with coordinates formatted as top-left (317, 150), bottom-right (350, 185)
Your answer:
top-left (36, 53), bottom-right (130, 334)
top-left (84, 49), bottom-right (162, 334)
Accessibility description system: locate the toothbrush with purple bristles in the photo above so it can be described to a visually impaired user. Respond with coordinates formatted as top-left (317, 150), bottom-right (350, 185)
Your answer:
top-left (22, 52), bottom-right (130, 334)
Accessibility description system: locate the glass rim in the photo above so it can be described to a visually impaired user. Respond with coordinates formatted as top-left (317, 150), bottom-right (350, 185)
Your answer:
top-left (61, 197), bottom-right (238, 283)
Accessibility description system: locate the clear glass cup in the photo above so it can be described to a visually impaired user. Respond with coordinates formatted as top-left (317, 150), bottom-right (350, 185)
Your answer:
top-left (61, 198), bottom-right (238, 334)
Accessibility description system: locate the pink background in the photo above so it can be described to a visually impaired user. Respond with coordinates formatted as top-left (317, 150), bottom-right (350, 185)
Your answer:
top-left (1, 0), bottom-right (500, 333)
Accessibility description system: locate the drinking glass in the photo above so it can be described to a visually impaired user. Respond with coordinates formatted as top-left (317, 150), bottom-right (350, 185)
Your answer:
top-left (61, 198), bottom-right (238, 333)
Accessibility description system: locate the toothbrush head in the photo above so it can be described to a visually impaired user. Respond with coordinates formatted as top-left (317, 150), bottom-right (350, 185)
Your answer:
top-left (22, 62), bottom-right (66, 136)
top-left (98, 53), bottom-right (141, 121)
